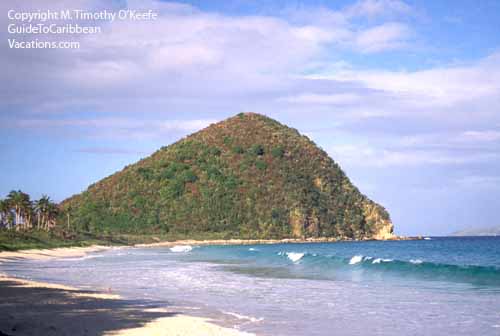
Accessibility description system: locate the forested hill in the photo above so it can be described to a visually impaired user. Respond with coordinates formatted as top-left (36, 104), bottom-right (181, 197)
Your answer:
top-left (61, 113), bottom-right (394, 240)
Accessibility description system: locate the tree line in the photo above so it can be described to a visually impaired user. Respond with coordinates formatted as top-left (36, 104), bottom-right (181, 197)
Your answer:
top-left (0, 190), bottom-right (59, 231)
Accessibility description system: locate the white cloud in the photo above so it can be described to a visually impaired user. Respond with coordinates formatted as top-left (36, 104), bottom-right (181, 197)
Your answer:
top-left (306, 52), bottom-right (500, 120)
top-left (354, 22), bottom-right (412, 53)
top-left (0, 0), bottom-right (421, 116)
top-left (2, 0), bottom-right (499, 158)
top-left (283, 1), bottom-right (415, 53)
top-left (159, 119), bottom-right (217, 132)
top-left (397, 130), bottom-right (500, 152)
top-left (329, 143), bottom-right (499, 167)
top-left (277, 93), bottom-right (361, 105)
top-left (5, 118), bottom-right (218, 140)
top-left (345, 0), bottom-right (413, 18)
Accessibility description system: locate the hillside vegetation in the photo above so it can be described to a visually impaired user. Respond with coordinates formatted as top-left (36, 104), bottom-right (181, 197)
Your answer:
top-left (61, 113), bottom-right (394, 240)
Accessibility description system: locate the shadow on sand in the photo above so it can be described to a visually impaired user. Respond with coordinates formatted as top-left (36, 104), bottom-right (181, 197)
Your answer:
top-left (0, 278), bottom-right (180, 336)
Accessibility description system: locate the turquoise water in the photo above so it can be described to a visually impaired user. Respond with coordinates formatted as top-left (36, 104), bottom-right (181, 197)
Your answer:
top-left (2, 237), bottom-right (500, 335)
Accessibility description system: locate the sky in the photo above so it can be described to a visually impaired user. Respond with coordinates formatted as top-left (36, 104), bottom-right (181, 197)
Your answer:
top-left (1, 0), bottom-right (499, 236)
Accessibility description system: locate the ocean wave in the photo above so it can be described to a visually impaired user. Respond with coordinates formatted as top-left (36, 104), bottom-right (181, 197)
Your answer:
top-left (293, 252), bottom-right (499, 285)
top-left (278, 251), bottom-right (305, 263)
top-left (342, 254), bottom-right (500, 285)
top-left (349, 255), bottom-right (375, 264)
top-left (64, 254), bottom-right (105, 261)
top-left (287, 252), bottom-right (305, 263)
top-left (248, 248), bottom-right (258, 252)
top-left (349, 255), bottom-right (364, 265)
top-left (223, 311), bottom-right (264, 323)
top-left (372, 258), bottom-right (393, 264)
top-left (170, 245), bottom-right (193, 253)
top-left (272, 250), bottom-right (500, 286)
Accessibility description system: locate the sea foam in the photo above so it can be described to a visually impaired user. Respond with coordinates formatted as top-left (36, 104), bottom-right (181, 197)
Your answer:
top-left (278, 252), bottom-right (305, 262)
top-left (372, 258), bottom-right (393, 264)
top-left (223, 311), bottom-right (264, 323)
top-left (64, 254), bottom-right (105, 261)
top-left (349, 255), bottom-right (394, 265)
top-left (287, 252), bottom-right (305, 263)
top-left (170, 245), bottom-right (193, 253)
top-left (349, 255), bottom-right (364, 264)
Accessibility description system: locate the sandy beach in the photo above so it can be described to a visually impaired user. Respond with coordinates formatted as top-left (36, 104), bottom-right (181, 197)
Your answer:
top-left (0, 245), bottom-right (113, 262)
top-left (132, 236), bottom-right (408, 249)
top-left (0, 245), bottom-right (252, 336)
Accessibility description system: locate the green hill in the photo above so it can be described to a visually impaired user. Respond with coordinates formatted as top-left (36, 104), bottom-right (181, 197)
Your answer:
top-left (61, 113), bottom-right (394, 240)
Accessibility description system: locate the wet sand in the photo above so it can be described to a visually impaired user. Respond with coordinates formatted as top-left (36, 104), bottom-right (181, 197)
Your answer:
top-left (0, 245), bottom-right (113, 262)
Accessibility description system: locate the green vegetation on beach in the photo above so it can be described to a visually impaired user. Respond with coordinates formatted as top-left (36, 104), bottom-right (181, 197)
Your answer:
top-left (0, 230), bottom-right (110, 251)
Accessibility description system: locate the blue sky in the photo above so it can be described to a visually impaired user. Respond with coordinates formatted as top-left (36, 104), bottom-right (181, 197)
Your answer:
top-left (1, 0), bottom-right (499, 236)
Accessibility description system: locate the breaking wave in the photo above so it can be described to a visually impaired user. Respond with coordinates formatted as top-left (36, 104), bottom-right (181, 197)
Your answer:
top-left (170, 245), bottom-right (193, 253)
top-left (63, 254), bottom-right (105, 261)
top-left (343, 254), bottom-right (500, 286)
top-left (274, 251), bottom-right (500, 286)
top-left (223, 311), bottom-right (264, 323)
top-left (372, 258), bottom-right (393, 264)
top-left (278, 252), bottom-right (306, 263)
top-left (349, 255), bottom-right (364, 264)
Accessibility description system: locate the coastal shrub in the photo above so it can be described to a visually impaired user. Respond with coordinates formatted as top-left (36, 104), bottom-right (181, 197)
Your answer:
top-left (223, 136), bottom-right (233, 146)
top-left (206, 166), bottom-right (222, 180)
top-left (167, 180), bottom-right (185, 198)
top-left (181, 169), bottom-right (198, 183)
top-left (250, 144), bottom-right (264, 156)
top-left (255, 160), bottom-right (267, 170)
top-left (161, 162), bottom-right (189, 179)
top-left (209, 147), bottom-right (221, 156)
top-left (224, 176), bottom-right (239, 189)
top-left (232, 145), bottom-right (244, 154)
top-left (137, 167), bottom-right (153, 180)
top-left (271, 146), bottom-right (285, 158)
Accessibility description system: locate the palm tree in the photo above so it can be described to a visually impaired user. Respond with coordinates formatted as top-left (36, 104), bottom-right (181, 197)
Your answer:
top-left (35, 195), bottom-right (51, 230)
top-left (23, 200), bottom-right (34, 229)
top-left (7, 190), bottom-right (25, 229)
top-left (66, 205), bottom-right (72, 230)
top-left (0, 199), bottom-right (10, 228)
top-left (18, 192), bottom-right (32, 230)
top-left (46, 201), bottom-right (59, 230)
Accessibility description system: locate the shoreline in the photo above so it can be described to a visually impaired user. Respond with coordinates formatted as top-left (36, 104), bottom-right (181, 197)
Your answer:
top-left (0, 272), bottom-right (251, 336)
top-left (134, 235), bottom-right (416, 248)
top-left (0, 245), bottom-right (114, 262)
top-left (0, 236), bottom-right (417, 262)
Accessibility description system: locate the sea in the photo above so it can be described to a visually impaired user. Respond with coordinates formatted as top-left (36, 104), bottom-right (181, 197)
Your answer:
top-left (1, 236), bottom-right (500, 335)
